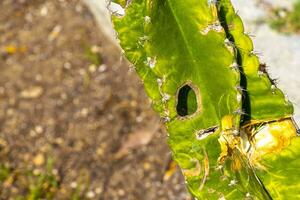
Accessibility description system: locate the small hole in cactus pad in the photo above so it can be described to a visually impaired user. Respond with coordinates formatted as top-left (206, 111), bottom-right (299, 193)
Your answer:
top-left (176, 84), bottom-right (198, 117)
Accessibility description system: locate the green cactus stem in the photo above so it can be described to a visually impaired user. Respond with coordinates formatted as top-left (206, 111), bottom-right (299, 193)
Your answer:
top-left (217, 1), bottom-right (299, 199)
top-left (111, 0), bottom-right (299, 199)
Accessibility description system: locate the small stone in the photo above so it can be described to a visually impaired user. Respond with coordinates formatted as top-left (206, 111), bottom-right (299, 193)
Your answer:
top-left (95, 187), bottom-right (102, 194)
top-left (48, 25), bottom-right (62, 42)
top-left (130, 100), bottom-right (137, 107)
top-left (60, 93), bottom-right (67, 100)
top-left (98, 64), bottom-right (107, 73)
top-left (35, 74), bottom-right (42, 81)
top-left (143, 162), bottom-right (151, 170)
top-left (80, 108), bottom-right (89, 117)
top-left (20, 86), bottom-right (43, 99)
top-left (29, 130), bottom-right (37, 137)
top-left (96, 147), bottom-right (105, 156)
top-left (52, 169), bottom-right (58, 175)
top-left (86, 191), bottom-right (95, 199)
top-left (79, 69), bottom-right (85, 75)
top-left (40, 6), bottom-right (48, 16)
top-left (117, 189), bottom-right (125, 196)
top-left (70, 181), bottom-right (78, 189)
top-left (63, 62), bottom-right (72, 69)
top-left (35, 125), bottom-right (43, 134)
top-left (136, 115), bottom-right (143, 123)
top-left (91, 45), bottom-right (101, 53)
top-left (55, 137), bottom-right (64, 145)
top-left (33, 153), bottom-right (45, 166)
top-left (6, 109), bottom-right (14, 116)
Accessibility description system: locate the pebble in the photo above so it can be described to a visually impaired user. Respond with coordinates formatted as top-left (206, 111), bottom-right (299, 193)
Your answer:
top-left (70, 181), bottom-right (78, 189)
top-left (20, 86), bottom-right (43, 99)
top-left (143, 162), bottom-right (151, 170)
top-left (86, 191), bottom-right (96, 199)
top-left (40, 6), bottom-right (48, 16)
top-left (35, 125), bottom-right (44, 134)
top-left (33, 153), bottom-right (45, 166)
top-left (95, 187), bottom-right (102, 194)
top-left (96, 147), bottom-right (105, 156)
top-left (98, 64), bottom-right (107, 73)
top-left (91, 45), bottom-right (101, 53)
top-left (117, 189), bottom-right (125, 196)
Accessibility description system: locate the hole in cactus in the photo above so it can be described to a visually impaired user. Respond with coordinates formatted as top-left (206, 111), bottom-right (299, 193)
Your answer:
top-left (176, 84), bottom-right (198, 117)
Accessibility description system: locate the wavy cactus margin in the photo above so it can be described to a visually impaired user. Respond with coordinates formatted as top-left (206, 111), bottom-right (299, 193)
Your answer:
top-left (110, 0), bottom-right (300, 199)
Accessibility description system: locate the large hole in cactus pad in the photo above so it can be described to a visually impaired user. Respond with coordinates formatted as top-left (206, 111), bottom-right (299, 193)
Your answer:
top-left (176, 84), bottom-right (198, 117)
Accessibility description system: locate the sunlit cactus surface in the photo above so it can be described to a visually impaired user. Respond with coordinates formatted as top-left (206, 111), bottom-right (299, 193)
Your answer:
top-left (110, 0), bottom-right (300, 199)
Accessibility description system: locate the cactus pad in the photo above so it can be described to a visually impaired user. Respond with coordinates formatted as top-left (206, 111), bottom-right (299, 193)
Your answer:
top-left (111, 0), bottom-right (299, 199)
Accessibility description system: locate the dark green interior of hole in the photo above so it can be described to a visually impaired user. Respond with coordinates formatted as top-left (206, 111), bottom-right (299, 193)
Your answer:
top-left (176, 85), bottom-right (198, 117)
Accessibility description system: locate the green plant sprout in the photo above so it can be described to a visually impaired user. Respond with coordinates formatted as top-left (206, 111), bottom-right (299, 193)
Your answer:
top-left (111, 0), bottom-right (300, 199)
top-left (26, 159), bottom-right (59, 200)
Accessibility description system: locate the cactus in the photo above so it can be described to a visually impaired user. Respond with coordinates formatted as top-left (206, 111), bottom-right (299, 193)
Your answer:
top-left (110, 0), bottom-right (299, 199)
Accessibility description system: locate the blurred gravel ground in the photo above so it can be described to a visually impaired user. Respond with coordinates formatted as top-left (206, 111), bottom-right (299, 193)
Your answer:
top-left (0, 0), bottom-right (189, 199)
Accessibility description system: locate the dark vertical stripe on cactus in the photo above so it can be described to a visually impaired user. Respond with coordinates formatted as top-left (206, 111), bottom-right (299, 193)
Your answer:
top-left (217, 3), bottom-right (251, 123)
